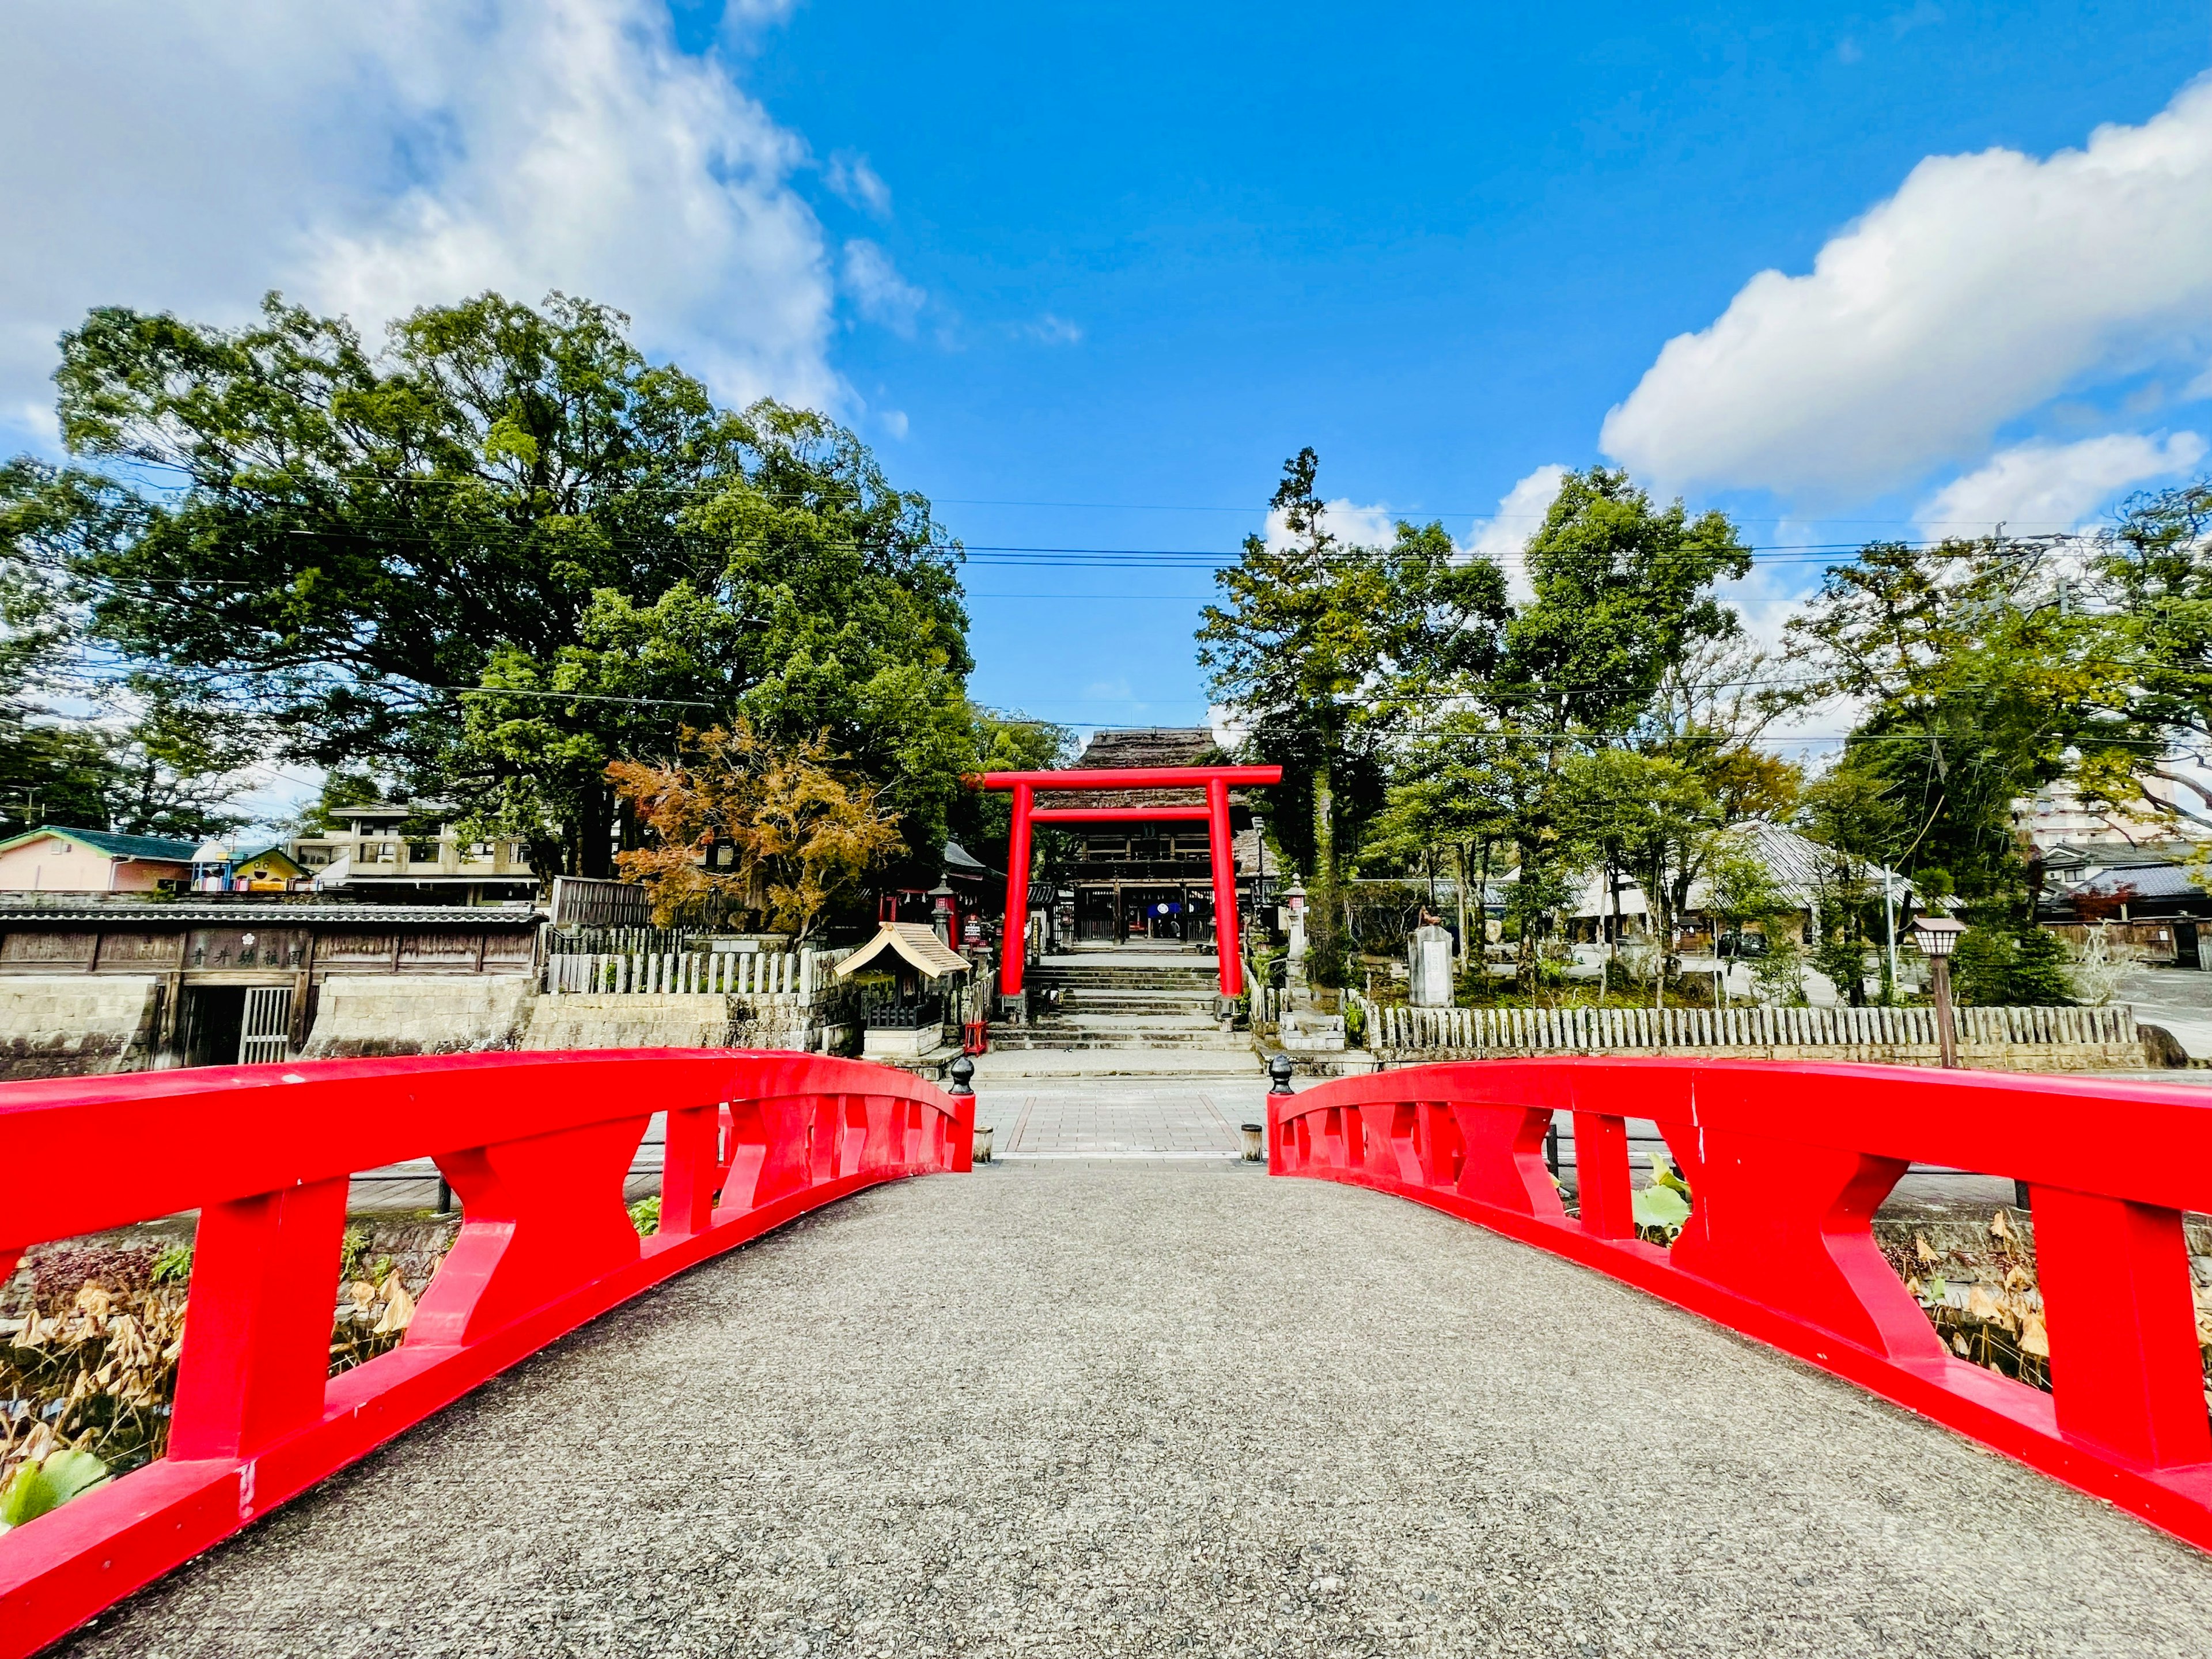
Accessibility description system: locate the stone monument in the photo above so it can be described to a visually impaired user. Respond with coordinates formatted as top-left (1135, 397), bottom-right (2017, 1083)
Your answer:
top-left (1408, 923), bottom-right (1455, 1007)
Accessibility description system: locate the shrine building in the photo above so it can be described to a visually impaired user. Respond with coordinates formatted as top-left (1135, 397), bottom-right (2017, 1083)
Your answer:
top-left (979, 728), bottom-right (1279, 997)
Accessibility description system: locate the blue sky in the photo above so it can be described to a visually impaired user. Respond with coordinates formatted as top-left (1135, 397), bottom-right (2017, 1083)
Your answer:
top-left (728, 2), bottom-right (2212, 733)
top-left (6, 1), bottom-right (2212, 768)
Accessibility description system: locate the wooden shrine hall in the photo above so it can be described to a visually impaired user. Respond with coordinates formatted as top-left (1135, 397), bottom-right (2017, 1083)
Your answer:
top-left (976, 728), bottom-right (1278, 998)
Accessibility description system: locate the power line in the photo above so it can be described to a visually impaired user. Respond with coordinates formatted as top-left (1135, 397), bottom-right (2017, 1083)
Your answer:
top-left (78, 459), bottom-right (2137, 535)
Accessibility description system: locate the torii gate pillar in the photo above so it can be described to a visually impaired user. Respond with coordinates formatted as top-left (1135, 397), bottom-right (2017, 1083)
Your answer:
top-left (976, 764), bottom-right (1282, 1000)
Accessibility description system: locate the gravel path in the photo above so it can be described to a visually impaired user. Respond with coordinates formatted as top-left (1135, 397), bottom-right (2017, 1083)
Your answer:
top-left (56, 1161), bottom-right (2212, 1658)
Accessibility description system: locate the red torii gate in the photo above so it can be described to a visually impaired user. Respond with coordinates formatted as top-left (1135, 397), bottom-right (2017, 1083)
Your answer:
top-left (976, 764), bottom-right (1281, 998)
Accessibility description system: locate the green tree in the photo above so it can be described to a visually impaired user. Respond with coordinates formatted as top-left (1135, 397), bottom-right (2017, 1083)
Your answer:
top-left (0, 461), bottom-right (122, 836)
top-left (1703, 842), bottom-right (1794, 1006)
top-left (2087, 475), bottom-right (2212, 830)
top-left (1484, 468), bottom-right (1751, 986)
top-left (1782, 536), bottom-right (2139, 908)
top-left (96, 686), bottom-right (262, 842)
top-left (1198, 448), bottom-right (1507, 988)
top-left (948, 708), bottom-right (1074, 877)
top-left (8, 292), bottom-right (973, 878)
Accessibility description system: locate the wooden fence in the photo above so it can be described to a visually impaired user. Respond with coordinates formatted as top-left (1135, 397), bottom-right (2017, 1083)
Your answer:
top-left (545, 876), bottom-right (653, 931)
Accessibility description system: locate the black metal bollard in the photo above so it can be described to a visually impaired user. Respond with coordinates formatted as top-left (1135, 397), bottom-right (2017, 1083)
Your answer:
top-left (949, 1053), bottom-right (976, 1096)
top-left (1267, 1052), bottom-right (1294, 1094)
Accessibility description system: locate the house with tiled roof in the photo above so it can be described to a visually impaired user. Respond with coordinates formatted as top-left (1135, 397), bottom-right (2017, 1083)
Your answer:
top-left (1568, 819), bottom-right (1922, 950)
top-left (0, 827), bottom-right (200, 895)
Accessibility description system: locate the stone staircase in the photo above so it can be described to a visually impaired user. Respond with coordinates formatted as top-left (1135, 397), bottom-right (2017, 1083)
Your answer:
top-left (987, 946), bottom-right (1245, 1052)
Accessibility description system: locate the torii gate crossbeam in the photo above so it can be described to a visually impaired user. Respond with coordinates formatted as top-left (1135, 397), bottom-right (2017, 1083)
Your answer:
top-left (975, 764), bottom-right (1281, 998)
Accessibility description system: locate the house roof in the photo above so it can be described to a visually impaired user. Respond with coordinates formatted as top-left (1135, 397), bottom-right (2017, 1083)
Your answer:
top-left (942, 838), bottom-right (995, 877)
top-left (2044, 840), bottom-right (2198, 872)
top-left (0, 826), bottom-right (202, 862)
top-left (231, 845), bottom-right (306, 872)
top-left (0, 903), bottom-right (541, 925)
top-left (2068, 863), bottom-right (2203, 901)
top-left (831, 929), bottom-right (968, 982)
top-left (1567, 819), bottom-right (1914, 920)
top-left (834, 921), bottom-right (971, 980)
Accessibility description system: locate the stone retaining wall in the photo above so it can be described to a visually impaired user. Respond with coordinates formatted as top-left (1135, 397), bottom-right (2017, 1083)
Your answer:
top-left (0, 975), bottom-right (160, 1078)
top-left (518, 992), bottom-right (816, 1052)
top-left (302, 975), bottom-right (536, 1059)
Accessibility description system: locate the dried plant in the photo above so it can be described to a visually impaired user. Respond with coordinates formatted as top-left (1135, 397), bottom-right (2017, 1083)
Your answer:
top-left (3, 1228), bottom-right (449, 1503)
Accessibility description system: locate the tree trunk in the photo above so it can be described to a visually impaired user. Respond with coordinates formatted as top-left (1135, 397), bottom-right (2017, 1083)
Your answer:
top-left (1516, 835), bottom-right (1541, 997)
top-left (1607, 853), bottom-right (1623, 990)
top-left (1308, 751), bottom-right (1340, 989)
top-left (1453, 841), bottom-right (1471, 968)
top-left (1475, 839), bottom-right (1493, 991)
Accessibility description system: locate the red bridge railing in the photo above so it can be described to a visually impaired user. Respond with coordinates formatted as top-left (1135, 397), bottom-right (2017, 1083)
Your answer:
top-left (0, 1051), bottom-right (971, 1657)
top-left (1271, 1058), bottom-right (2212, 1550)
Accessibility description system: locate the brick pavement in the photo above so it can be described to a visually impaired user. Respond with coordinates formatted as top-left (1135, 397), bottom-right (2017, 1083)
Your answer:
top-left (980, 1078), bottom-right (1270, 1159)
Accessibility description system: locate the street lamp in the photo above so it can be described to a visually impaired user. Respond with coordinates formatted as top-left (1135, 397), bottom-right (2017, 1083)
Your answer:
top-left (1912, 914), bottom-right (1967, 1069)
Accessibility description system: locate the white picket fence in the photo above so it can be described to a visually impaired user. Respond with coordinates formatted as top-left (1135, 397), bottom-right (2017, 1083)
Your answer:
top-left (544, 947), bottom-right (835, 998)
top-left (1355, 998), bottom-right (2138, 1055)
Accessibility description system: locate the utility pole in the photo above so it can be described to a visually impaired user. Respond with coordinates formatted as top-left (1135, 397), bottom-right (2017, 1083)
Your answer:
top-left (1882, 866), bottom-right (1900, 1005)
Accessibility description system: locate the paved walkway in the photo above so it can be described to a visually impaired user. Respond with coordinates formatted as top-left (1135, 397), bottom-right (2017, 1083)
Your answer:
top-left (978, 1077), bottom-right (1268, 1159)
top-left (63, 1146), bottom-right (2212, 1655)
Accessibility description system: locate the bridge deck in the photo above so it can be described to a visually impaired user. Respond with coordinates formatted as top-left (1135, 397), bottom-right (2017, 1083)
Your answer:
top-left (58, 1142), bottom-right (2212, 1656)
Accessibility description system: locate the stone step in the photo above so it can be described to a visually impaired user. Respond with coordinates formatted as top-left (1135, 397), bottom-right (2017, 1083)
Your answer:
top-left (1048, 997), bottom-right (1221, 1013)
top-left (968, 1048), bottom-right (1264, 1080)
top-left (1029, 973), bottom-right (1222, 989)
top-left (983, 1032), bottom-right (1249, 1051)
top-left (987, 1024), bottom-right (1237, 1039)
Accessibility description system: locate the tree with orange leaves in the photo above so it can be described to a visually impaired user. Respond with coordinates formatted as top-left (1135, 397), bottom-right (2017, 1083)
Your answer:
top-left (606, 719), bottom-right (902, 934)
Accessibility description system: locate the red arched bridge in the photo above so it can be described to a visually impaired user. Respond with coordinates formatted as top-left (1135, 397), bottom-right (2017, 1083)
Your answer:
top-left (7, 1054), bottom-right (2212, 1654)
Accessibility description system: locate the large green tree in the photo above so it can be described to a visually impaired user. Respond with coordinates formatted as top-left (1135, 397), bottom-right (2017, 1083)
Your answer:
top-left (1198, 448), bottom-right (1508, 987)
top-left (1780, 535), bottom-right (2135, 908)
top-left (3, 291), bottom-right (975, 877)
top-left (2088, 475), bottom-right (2212, 830)
top-left (1479, 467), bottom-right (1752, 985)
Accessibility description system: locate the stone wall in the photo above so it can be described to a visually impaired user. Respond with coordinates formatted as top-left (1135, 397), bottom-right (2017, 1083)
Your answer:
top-left (518, 993), bottom-right (816, 1052)
top-left (0, 975), bottom-right (160, 1078)
top-left (302, 974), bottom-right (536, 1058)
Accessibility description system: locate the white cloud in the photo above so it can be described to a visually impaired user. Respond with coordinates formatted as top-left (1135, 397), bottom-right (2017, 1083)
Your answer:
top-left (1263, 498), bottom-right (1396, 552)
top-left (1462, 464), bottom-right (1567, 604)
top-left (1463, 465), bottom-right (1568, 562)
top-left (825, 151), bottom-right (892, 217)
top-left (1916, 431), bottom-right (2207, 535)
top-left (1601, 75), bottom-right (2212, 501)
top-left (841, 240), bottom-right (926, 335)
top-left (880, 409), bottom-right (910, 441)
top-left (0, 0), bottom-right (840, 441)
top-left (1021, 313), bottom-right (1084, 345)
